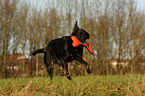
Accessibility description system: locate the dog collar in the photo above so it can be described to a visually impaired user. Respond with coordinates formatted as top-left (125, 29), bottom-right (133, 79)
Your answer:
top-left (71, 36), bottom-right (93, 54)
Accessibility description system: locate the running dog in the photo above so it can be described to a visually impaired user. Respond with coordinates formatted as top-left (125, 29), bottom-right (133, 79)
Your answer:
top-left (32, 21), bottom-right (93, 80)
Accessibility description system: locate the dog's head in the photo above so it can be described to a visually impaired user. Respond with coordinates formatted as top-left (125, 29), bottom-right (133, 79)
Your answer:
top-left (71, 21), bottom-right (90, 43)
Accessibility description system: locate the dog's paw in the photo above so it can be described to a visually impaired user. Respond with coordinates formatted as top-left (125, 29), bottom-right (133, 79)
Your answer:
top-left (66, 75), bottom-right (72, 80)
top-left (61, 74), bottom-right (65, 76)
top-left (87, 67), bottom-right (92, 74)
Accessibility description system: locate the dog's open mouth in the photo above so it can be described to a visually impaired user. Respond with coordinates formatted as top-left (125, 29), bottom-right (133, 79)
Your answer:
top-left (71, 36), bottom-right (93, 54)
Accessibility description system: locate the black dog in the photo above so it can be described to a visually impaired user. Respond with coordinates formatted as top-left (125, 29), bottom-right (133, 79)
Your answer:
top-left (32, 21), bottom-right (92, 80)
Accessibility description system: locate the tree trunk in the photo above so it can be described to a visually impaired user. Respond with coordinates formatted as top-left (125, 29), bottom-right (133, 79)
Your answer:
top-left (3, 30), bottom-right (8, 78)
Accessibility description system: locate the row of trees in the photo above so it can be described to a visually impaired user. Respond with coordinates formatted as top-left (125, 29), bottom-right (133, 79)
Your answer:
top-left (0, 0), bottom-right (145, 78)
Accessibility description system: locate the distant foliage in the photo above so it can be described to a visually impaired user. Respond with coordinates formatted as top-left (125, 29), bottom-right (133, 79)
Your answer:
top-left (0, 0), bottom-right (145, 78)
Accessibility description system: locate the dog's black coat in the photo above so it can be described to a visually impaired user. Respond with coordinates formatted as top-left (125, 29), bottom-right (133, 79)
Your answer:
top-left (32, 21), bottom-right (92, 80)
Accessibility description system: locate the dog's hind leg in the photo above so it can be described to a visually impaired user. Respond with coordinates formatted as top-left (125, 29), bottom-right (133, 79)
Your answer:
top-left (47, 62), bottom-right (54, 81)
top-left (44, 53), bottom-right (54, 81)
top-left (60, 59), bottom-right (72, 80)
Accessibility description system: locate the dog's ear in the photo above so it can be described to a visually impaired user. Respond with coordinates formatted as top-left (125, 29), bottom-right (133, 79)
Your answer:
top-left (74, 21), bottom-right (79, 31)
top-left (71, 21), bottom-right (79, 36)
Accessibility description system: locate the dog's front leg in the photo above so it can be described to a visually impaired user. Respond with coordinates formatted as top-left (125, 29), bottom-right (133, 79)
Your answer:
top-left (76, 58), bottom-right (92, 74)
top-left (60, 59), bottom-right (72, 80)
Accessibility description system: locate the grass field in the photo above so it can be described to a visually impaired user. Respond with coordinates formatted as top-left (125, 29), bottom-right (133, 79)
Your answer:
top-left (0, 74), bottom-right (145, 96)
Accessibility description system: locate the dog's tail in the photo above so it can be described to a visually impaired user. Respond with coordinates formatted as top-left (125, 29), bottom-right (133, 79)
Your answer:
top-left (32, 48), bottom-right (44, 56)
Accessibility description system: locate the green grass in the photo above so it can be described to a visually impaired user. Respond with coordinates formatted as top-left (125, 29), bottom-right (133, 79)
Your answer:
top-left (0, 74), bottom-right (145, 96)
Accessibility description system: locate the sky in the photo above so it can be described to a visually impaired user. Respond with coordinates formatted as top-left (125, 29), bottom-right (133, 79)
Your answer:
top-left (136, 0), bottom-right (145, 11)
top-left (22, 0), bottom-right (145, 12)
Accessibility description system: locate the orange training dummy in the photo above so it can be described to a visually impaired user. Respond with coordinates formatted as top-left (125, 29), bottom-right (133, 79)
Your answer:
top-left (71, 36), bottom-right (93, 54)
